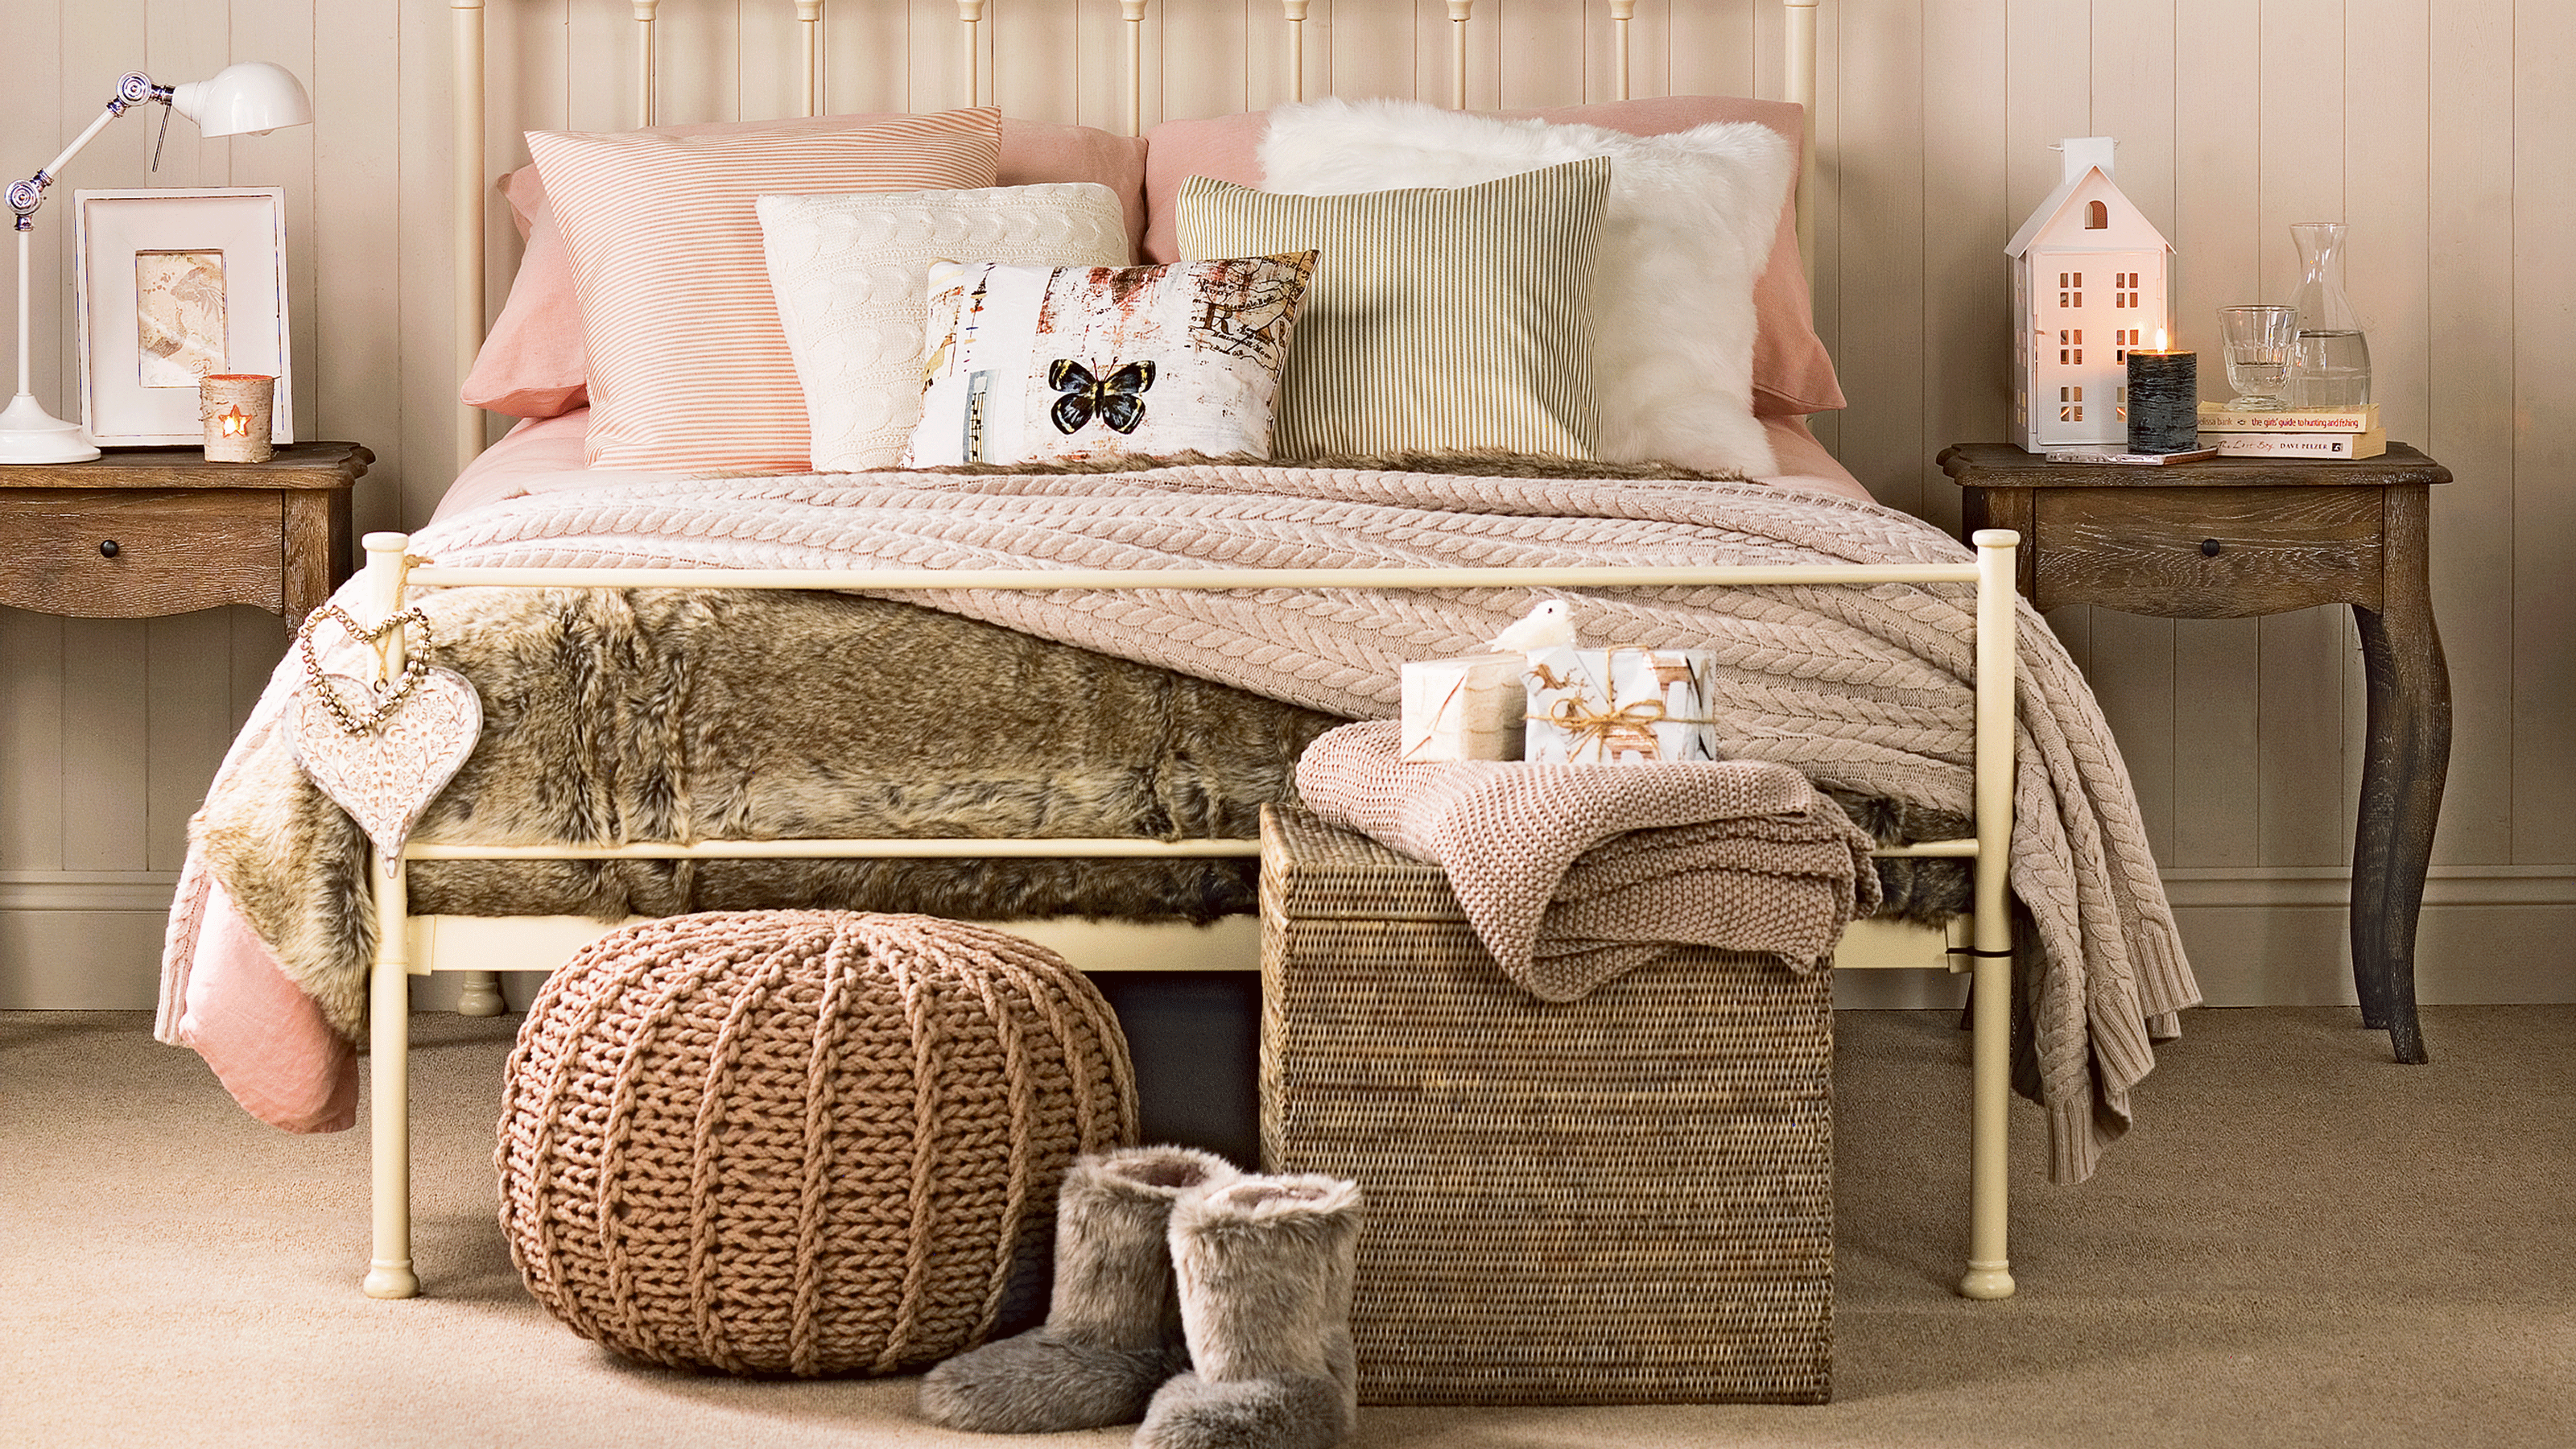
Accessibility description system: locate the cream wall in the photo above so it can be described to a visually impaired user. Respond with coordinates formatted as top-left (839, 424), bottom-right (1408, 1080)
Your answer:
top-left (2, 0), bottom-right (2569, 1010)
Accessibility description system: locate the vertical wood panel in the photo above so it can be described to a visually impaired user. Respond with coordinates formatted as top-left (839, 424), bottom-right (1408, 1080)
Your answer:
top-left (1666, 0), bottom-right (1752, 101)
top-left (398, 0), bottom-right (456, 526)
top-left (318, 0), bottom-right (414, 535)
top-left (827, 0), bottom-right (910, 113)
top-left (1323, 0), bottom-right (1411, 99)
top-left (0, 611), bottom-right (68, 872)
top-left (2425, 0), bottom-right (2518, 866)
top-left (1499, 0), bottom-right (1588, 110)
top-left (2510, 0), bottom-right (2576, 863)
top-left (56, 619), bottom-right (148, 871)
top-left (569, 0), bottom-right (641, 129)
top-left (1158, 0), bottom-right (1249, 122)
top-left (1918, 0), bottom-right (2008, 543)
top-left (142, 611), bottom-right (234, 871)
top-left (1829, 0), bottom-right (1922, 515)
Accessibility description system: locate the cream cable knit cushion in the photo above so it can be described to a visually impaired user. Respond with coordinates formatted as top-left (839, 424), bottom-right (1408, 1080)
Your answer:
top-left (761, 184), bottom-right (1132, 471)
top-left (497, 910), bottom-right (1138, 1377)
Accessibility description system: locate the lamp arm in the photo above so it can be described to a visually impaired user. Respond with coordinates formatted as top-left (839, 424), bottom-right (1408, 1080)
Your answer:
top-left (7, 74), bottom-right (168, 231)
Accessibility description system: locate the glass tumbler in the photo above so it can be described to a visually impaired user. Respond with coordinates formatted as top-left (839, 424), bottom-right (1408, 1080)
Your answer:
top-left (2218, 304), bottom-right (2300, 411)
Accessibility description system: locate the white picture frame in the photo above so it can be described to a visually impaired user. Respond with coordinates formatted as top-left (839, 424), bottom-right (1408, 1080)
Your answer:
top-left (72, 187), bottom-right (294, 447)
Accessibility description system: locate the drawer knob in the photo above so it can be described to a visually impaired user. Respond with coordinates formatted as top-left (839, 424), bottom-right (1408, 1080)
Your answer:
top-left (97, 539), bottom-right (121, 559)
top-left (2199, 539), bottom-right (2222, 558)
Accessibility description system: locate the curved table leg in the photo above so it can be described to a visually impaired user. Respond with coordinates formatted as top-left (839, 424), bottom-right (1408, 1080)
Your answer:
top-left (2349, 486), bottom-right (2449, 1066)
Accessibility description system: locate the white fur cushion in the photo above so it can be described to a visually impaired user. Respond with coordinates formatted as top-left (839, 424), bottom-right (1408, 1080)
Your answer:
top-left (1259, 99), bottom-right (1794, 477)
top-left (760, 184), bottom-right (1130, 471)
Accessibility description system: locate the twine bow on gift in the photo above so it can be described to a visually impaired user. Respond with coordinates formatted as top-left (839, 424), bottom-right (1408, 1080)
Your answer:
top-left (1532, 696), bottom-right (1711, 760)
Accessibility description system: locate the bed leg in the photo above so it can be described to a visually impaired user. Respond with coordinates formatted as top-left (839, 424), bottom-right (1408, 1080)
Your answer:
top-left (1960, 528), bottom-right (2017, 1301)
top-left (364, 853), bottom-right (419, 1300)
top-left (455, 970), bottom-right (506, 1017)
top-left (1959, 942), bottom-right (2016, 1300)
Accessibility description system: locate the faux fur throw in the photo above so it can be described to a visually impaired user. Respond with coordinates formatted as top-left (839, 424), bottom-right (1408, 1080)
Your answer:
top-left (192, 460), bottom-right (2193, 1183)
top-left (1294, 721), bottom-right (1879, 999)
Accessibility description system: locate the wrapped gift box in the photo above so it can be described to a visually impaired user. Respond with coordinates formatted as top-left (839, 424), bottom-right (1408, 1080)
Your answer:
top-left (1400, 654), bottom-right (1530, 762)
top-left (1522, 646), bottom-right (1719, 764)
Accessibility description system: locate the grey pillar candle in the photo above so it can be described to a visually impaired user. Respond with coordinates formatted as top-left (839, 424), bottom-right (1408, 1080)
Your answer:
top-left (2126, 347), bottom-right (2198, 453)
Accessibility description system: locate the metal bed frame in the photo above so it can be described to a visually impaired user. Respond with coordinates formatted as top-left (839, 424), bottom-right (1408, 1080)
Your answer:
top-left (365, 0), bottom-right (2024, 1307)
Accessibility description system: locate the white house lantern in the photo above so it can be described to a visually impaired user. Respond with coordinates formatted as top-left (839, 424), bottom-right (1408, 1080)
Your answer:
top-left (2006, 138), bottom-right (2173, 450)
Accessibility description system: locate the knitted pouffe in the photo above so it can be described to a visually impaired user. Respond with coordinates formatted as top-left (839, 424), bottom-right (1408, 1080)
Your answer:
top-left (497, 910), bottom-right (1138, 1377)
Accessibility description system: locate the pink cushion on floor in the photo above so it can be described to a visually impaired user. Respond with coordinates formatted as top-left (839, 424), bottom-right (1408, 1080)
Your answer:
top-left (1141, 98), bottom-right (1843, 419)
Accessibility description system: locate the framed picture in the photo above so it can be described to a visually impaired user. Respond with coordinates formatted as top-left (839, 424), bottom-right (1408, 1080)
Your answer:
top-left (72, 187), bottom-right (294, 447)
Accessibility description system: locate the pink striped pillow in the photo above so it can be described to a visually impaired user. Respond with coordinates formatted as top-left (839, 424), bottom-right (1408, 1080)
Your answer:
top-left (526, 109), bottom-right (1001, 472)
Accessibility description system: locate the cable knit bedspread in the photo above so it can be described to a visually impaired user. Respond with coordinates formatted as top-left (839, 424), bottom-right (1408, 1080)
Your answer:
top-left (160, 461), bottom-right (2195, 1183)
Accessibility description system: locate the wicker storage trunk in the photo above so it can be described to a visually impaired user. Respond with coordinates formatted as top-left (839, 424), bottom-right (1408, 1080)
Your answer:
top-left (1258, 804), bottom-right (1834, 1406)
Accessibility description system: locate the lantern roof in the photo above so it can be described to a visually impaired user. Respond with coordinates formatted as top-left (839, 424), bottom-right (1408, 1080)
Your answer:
top-left (2004, 137), bottom-right (2173, 258)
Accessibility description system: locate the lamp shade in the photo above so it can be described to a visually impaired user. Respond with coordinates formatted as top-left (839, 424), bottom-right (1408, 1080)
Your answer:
top-left (169, 62), bottom-right (313, 138)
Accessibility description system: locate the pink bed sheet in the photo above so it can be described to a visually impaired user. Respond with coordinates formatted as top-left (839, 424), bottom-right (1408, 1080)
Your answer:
top-left (170, 411), bottom-right (1868, 1133)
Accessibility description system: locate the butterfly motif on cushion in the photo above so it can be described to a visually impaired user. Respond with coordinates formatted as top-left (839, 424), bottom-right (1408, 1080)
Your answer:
top-left (1047, 359), bottom-right (1156, 436)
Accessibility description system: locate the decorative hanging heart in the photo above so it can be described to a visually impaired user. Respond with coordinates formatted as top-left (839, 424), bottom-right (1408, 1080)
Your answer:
top-left (291, 667), bottom-right (483, 865)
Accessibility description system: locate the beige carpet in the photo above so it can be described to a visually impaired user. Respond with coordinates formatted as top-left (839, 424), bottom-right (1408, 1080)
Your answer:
top-left (4, 1005), bottom-right (2570, 1449)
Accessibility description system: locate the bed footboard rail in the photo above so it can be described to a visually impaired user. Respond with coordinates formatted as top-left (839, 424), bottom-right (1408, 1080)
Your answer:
top-left (354, 526), bottom-right (2020, 1305)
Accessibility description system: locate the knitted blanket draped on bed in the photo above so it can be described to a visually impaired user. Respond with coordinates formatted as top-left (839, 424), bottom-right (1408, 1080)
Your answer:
top-left (208, 463), bottom-right (2193, 1182)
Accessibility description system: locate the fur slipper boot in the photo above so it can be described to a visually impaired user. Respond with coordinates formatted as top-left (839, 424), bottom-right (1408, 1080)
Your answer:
top-left (1136, 1174), bottom-right (1364, 1449)
top-left (919, 1146), bottom-right (1240, 1433)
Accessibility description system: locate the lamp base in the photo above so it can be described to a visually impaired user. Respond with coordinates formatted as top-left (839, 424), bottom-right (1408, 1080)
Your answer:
top-left (0, 391), bottom-right (101, 464)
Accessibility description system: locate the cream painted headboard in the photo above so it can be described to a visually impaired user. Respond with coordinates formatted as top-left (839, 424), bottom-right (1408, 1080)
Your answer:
top-left (449, 0), bottom-right (1823, 467)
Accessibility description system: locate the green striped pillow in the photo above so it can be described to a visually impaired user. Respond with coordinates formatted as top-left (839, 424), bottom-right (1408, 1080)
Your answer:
top-left (1174, 156), bottom-right (1608, 461)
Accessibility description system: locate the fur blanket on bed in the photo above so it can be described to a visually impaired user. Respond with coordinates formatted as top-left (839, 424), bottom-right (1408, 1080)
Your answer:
top-left (180, 460), bottom-right (2194, 1182)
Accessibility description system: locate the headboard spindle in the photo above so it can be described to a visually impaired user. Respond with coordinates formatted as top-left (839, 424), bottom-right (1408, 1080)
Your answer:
top-left (1282, 0), bottom-right (1308, 104)
top-left (632, 2), bottom-right (661, 127)
top-left (796, 1), bottom-right (824, 118)
top-left (956, 0), bottom-right (986, 108)
top-left (1445, 0), bottom-right (1473, 109)
top-left (1609, 0), bottom-right (1635, 101)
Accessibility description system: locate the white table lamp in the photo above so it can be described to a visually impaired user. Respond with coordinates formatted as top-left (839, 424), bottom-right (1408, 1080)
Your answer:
top-left (2, 63), bottom-right (314, 464)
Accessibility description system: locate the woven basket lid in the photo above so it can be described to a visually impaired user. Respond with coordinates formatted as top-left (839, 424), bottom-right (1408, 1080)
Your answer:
top-left (497, 910), bottom-right (1137, 1376)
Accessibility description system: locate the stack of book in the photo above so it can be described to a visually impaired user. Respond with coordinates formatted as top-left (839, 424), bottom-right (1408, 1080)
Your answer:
top-left (2196, 402), bottom-right (2386, 459)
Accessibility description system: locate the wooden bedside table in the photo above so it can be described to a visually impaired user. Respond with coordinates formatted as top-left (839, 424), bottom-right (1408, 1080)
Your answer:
top-left (0, 442), bottom-right (371, 631)
top-left (1939, 442), bottom-right (2450, 1064)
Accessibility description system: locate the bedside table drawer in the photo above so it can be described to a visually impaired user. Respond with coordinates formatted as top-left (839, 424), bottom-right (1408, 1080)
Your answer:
top-left (2031, 485), bottom-right (2384, 617)
top-left (0, 489), bottom-right (284, 617)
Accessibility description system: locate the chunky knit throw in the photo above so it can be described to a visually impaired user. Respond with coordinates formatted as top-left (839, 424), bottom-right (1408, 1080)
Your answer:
top-left (1294, 720), bottom-right (1878, 1000)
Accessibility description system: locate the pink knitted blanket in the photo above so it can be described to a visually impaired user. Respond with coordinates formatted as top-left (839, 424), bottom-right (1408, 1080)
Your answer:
top-left (1294, 721), bottom-right (1880, 1000)
top-left (166, 461), bottom-right (2194, 1182)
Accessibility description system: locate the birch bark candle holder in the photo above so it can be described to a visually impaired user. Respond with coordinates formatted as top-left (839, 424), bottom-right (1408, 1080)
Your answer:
top-left (2124, 345), bottom-right (2198, 455)
top-left (200, 374), bottom-right (276, 463)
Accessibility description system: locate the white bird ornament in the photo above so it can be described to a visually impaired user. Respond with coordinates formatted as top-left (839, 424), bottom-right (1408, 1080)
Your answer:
top-left (1490, 600), bottom-right (1577, 654)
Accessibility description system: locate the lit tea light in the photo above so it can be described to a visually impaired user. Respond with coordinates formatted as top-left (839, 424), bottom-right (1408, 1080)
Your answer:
top-left (219, 406), bottom-right (252, 437)
top-left (2125, 328), bottom-right (2198, 454)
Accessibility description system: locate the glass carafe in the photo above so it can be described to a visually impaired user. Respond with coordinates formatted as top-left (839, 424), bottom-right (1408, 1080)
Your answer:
top-left (2289, 221), bottom-right (2371, 407)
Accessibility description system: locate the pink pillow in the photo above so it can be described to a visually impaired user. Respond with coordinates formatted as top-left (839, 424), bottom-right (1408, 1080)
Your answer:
top-left (528, 109), bottom-right (1001, 471)
top-left (463, 116), bottom-right (1149, 421)
top-left (1142, 97), bottom-right (1843, 419)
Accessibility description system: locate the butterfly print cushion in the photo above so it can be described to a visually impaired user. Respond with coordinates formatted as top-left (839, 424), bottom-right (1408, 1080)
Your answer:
top-left (904, 251), bottom-right (1314, 466)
